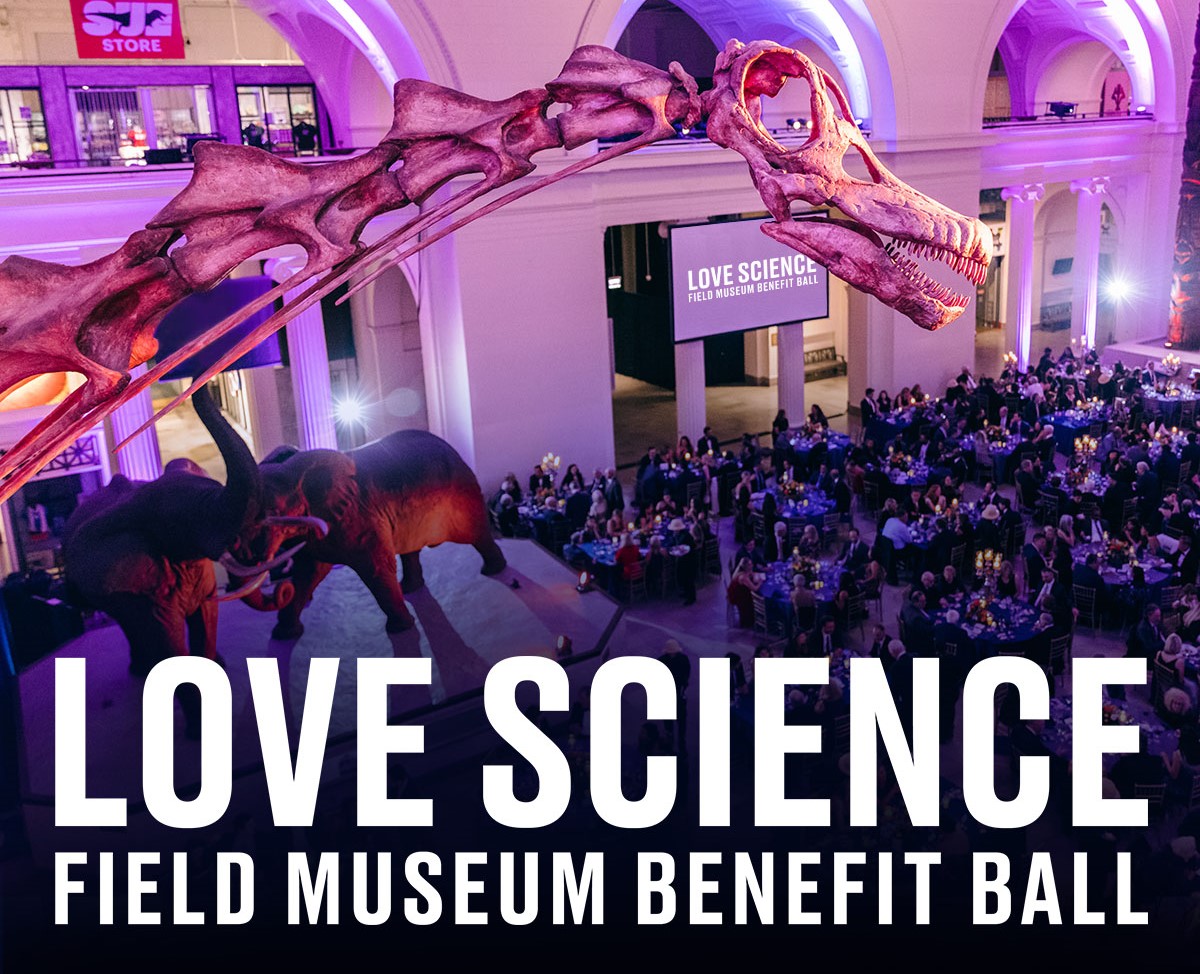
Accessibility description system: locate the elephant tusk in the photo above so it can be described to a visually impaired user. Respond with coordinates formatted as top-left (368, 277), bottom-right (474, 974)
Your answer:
top-left (219, 540), bottom-right (308, 577)
top-left (211, 571), bottom-right (269, 602)
top-left (264, 515), bottom-right (330, 538)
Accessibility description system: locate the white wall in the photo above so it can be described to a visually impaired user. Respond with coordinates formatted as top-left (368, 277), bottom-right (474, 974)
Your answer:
top-left (1, 0), bottom-right (1198, 488)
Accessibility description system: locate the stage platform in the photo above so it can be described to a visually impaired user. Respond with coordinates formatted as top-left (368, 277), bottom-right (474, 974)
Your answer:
top-left (1100, 336), bottom-right (1199, 373)
top-left (14, 539), bottom-right (620, 835)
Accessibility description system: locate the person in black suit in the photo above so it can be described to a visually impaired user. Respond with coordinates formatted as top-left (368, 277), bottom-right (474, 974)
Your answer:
top-left (1030, 565), bottom-right (1069, 611)
top-left (1072, 553), bottom-right (1105, 593)
top-left (926, 517), bottom-right (956, 572)
top-left (1168, 500), bottom-right (1195, 540)
top-left (886, 639), bottom-right (916, 742)
top-left (603, 468), bottom-right (625, 515)
top-left (1015, 458), bottom-right (1040, 510)
top-left (868, 624), bottom-right (892, 672)
top-left (933, 608), bottom-right (971, 656)
top-left (1136, 460), bottom-right (1162, 517)
top-left (697, 426), bottom-right (720, 457)
top-left (1111, 732), bottom-right (1166, 799)
top-left (1023, 535), bottom-right (1048, 589)
top-left (1133, 603), bottom-right (1166, 659)
top-left (838, 527), bottom-right (869, 573)
top-left (815, 617), bottom-right (843, 657)
top-left (901, 590), bottom-right (936, 655)
top-left (935, 565), bottom-right (965, 605)
top-left (1177, 535), bottom-right (1200, 586)
top-left (735, 537), bottom-right (766, 568)
top-left (860, 388), bottom-right (878, 426)
top-left (831, 469), bottom-right (852, 515)
top-left (1182, 432), bottom-right (1200, 473)
top-left (529, 464), bottom-right (554, 493)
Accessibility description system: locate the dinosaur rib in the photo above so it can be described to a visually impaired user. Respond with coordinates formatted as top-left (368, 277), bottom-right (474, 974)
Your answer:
top-left (0, 41), bottom-right (988, 503)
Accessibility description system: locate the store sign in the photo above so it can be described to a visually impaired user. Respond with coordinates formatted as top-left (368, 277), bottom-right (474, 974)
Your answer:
top-left (70, 0), bottom-right (185, 59)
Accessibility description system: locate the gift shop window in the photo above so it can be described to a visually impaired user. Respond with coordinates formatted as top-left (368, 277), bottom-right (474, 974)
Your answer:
top-left (71, 84), bottom-right (214, 165)
top-left (0, 89), bottom-right (50, 166)
top-left (236, 84), bottom-right (320, 155)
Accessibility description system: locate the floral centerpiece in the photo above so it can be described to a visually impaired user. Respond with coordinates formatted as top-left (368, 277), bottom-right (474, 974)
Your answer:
top-left (965, 598), bottom-right (997, 629)
top-left (779, 479), bottom-right (807, 501)
top-left (1101, 703), bottom-right (1132, 725)
top-left (886, 445), bottom-right (914, 473)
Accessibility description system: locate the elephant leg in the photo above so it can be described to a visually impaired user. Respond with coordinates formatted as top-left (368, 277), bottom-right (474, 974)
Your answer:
top-left (358, 548), bottom-right (414, 632)
top-left (474, 530), bottom-right (506, 576)
top-left (105, 593), bottom-right (187, 676)
top-left (105, 595), bottom-right (202, 738)
top-left (400, 551), bottom-right (425, 594)
top-left (272, 558), bottom-right (331, 641)
top-left (185, 600), bottom-right (220, 663)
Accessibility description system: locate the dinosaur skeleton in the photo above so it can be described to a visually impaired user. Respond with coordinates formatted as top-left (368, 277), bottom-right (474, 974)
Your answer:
top-left (0, 40), bottom-right (988, 503)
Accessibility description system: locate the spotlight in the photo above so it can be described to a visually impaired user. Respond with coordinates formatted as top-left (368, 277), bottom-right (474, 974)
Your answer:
top-left (805, 119), bottom-right (814, 129)
top-left (333, 393), bottom-right (367, 426)
top-left (607, 275), bottom-right (622, 290)
top-left (1048, 101), bottom-right (1076, 119)
top-left (1102, 275), bottom-right (1133, 303)
top-left (575, 571), bottom-right (593, 594)
top-left (556, 634), bottom-right (574, 658)
top-left (1136, 105), bottom-right (1148, 114)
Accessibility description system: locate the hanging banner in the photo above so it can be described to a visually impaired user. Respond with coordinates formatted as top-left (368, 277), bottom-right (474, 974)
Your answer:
top-left (69, 0), bottom-right (185, 59)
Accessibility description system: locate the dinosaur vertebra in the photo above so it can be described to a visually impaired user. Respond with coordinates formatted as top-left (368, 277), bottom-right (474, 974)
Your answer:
top-left (0, 42), bottom-right (985, 502)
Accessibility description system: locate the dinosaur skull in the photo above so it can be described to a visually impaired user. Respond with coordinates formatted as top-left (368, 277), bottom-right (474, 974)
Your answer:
top-left (704, 40), bottom-right (991, 330)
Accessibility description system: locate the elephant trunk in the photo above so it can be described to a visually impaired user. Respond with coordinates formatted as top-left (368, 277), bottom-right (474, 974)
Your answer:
top-left (191, 384), bottom-right (262, 545)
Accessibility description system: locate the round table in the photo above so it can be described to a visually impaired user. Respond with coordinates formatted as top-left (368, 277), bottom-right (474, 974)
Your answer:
top-left (1047, 407), bottom-right (1108, 455)
top-left (934, 594), bottom-right (1044, 661)
top-left (751, 486), bottom-right (838, 530)
top-left (1072, 541), bottom-right (1171, 606)
top-left (787, 430), bottom-right (851, 473)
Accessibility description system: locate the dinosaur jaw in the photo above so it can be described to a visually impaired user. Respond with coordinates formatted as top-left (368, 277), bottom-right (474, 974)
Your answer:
top-left (763, 218), bottom-right (990, 331)
top-left (705, 39), bottom-right (993, 331)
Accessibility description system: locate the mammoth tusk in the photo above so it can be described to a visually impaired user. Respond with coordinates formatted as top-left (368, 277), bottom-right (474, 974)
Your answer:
top-left (211, 571), bottom-right (269, 602)
top-left (219, 540), bottom-right (308, 577)
top-left (264, 515), bottom-right (330, 538)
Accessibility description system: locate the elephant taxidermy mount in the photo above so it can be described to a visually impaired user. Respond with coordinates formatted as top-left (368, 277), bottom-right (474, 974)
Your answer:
top-left (61, 387), bottom-right (313, 735)
top-left (0, 39), bottom-right (990, 501)
top-left (223, 430), bottom-right (506, 641)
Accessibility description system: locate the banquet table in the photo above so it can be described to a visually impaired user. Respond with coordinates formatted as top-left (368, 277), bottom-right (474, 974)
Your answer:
top-left (1043, 472), bottom-right (1111, 508)
top-left (787, 430), bottom-right (851, 472)
top-left (517, 502), bottom-right (570, 549)
top-left (1071, 541), bottom-right (1171, 605)
top-left (907, 507), bottom-right (981, 551)
top-left (645, 458), bottom-right (736, 508)
top-left (1047, 407), bottom-right (1108, 455)
top-left (865, 459), bottom-right (939, 497)
top-left (1040, 695), bottom-right (1175, 773)
top-left (963, 434), bottom-right (1023, 483)
top-left (933, 594), bottom-right (1044, 662)
top-left (759, 558), bottom-right (842, 630)
top-left (865, 404), bottom-right (933, 446)
top-left (1143, 388), bottom-right (1199, 427)
top-left (564, 531), bottom-right (697, 595)
top-left (751, 486), bottom-right (839, 530)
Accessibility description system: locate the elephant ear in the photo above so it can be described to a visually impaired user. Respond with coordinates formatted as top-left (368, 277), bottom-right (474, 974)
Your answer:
top-left (298, 451), bottom-right (359, 522)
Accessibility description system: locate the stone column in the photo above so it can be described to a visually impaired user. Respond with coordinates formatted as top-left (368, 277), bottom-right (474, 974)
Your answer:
top-left (1070, 175), bottom-right (1110, 352)
top-left (109, 364), bottom-right (162, 481)
top-left (266, 257), bottom-right (337, 451)
top-left (776, 322), bottom-right (806, 424)
top-left (674, 340), bottom-right (706, 443)
top-left (1001, 183), bottom-right (1045, 371)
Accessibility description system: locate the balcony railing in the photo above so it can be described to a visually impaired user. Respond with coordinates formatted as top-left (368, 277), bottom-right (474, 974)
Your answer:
top-left (983, 107), bottom-right (1154, 128)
